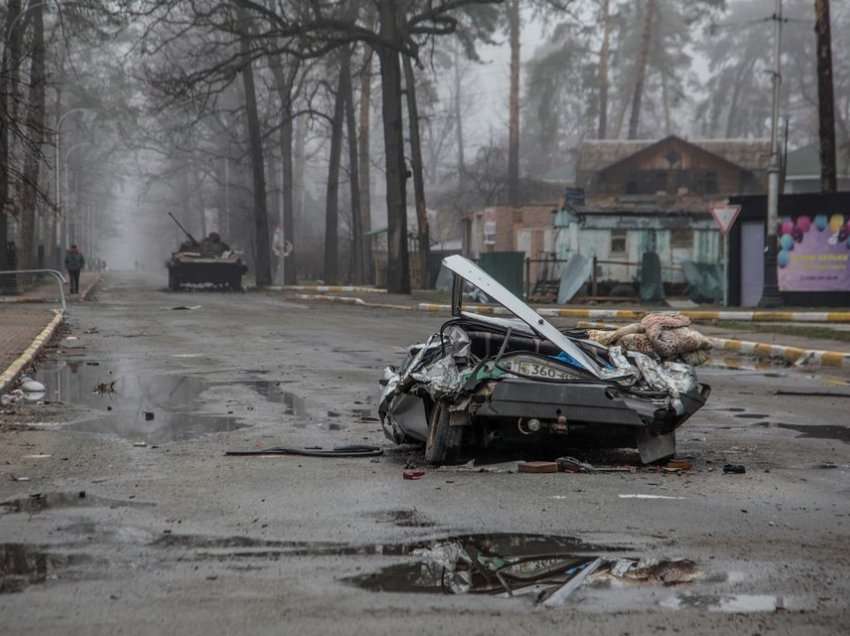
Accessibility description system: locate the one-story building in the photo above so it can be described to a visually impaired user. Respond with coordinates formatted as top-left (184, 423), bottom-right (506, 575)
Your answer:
top-left (557, 136), bottom-right (770, 286)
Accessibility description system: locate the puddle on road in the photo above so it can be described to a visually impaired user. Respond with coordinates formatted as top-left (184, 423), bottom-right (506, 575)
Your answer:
top-left (660, 592), bottom-right (790, 613)
top-left (367, 509), bottom-right (436, 528)
top-left (1, 491), bottom-right (155, 515)
top-left (152, 532), bottom-right (623, 560)
top-left (236, 380), bottom-right (308, 416)
top-left (777, 423), bottom-right (850, 443)
top-left (0, 544), bottom-right (95, 594)
top-left (34, 362), bottom-right (244, 442)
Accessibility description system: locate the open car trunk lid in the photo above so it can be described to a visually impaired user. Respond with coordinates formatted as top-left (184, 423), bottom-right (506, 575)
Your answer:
top-left (444, 255), bottom-right (602, 378)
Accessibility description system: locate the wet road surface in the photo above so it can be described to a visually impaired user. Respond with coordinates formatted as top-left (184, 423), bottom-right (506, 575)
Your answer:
top-left (1, 273), bottom-right (849, 634)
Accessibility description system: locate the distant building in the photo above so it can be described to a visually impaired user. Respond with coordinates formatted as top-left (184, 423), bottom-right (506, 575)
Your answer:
top-left (784, 141), bottom-right (850, 193)
top-left (559, 135), bottom-right (770, 285)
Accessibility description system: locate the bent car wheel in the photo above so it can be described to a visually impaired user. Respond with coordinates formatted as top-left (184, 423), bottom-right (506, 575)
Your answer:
top-left (425, 401), bottom-right (462, 465)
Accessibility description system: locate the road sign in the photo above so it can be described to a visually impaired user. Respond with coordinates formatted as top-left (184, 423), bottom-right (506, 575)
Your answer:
top-left (711, 204), bottom-right (742, 235)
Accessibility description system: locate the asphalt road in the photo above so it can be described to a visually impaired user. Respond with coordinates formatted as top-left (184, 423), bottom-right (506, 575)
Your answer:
top-left (1, 273), bottom-right (849, 635)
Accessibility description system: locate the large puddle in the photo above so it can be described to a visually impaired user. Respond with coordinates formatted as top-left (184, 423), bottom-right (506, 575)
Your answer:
top-left (34, 361), bottom-right (243, 442)
top-left (0, 544), bottom-right (96, 594)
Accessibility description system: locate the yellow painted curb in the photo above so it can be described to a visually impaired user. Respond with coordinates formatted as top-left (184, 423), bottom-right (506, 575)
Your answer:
top-left (0, 310), bottom-right (64, 394)
top-left (419, 303), bottom-right (850, 324)
top-left (79, 273), bottom-right (102, 301)
top-left (285, 285), bottom-right (386, 294)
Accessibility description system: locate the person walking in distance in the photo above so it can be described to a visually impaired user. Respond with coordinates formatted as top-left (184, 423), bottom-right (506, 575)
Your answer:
top-left (64, 244), bottom-right (85, 294)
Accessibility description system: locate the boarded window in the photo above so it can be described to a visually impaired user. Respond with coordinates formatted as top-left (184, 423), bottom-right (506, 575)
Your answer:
top-left (610, 230), bottom-right (627, 255)
top-left (670, 229), bottom-right (693, 249)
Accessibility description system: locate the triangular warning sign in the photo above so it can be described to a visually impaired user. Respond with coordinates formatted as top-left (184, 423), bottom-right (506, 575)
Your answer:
top-left (710, 205), bottom-right (742, 235)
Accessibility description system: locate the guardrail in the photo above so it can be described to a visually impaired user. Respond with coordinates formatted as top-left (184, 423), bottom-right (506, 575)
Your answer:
top-left (0, 269), bottom-right (67, 313)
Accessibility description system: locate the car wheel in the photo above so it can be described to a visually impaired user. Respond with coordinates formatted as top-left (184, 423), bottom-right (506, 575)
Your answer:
top-left (425, 400), bottom-right (462, 465)
top-left (168, 270), bottom-right (180, 291)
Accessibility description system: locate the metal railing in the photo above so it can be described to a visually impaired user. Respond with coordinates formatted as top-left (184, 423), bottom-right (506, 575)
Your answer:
top-left (524, 256), bottom-right (686, 299)
top-left (0, 269), bottom-right (67, 313)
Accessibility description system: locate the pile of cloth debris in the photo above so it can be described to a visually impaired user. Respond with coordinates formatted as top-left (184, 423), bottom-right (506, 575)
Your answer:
top-left (585, 313), bottom-right (713, 366)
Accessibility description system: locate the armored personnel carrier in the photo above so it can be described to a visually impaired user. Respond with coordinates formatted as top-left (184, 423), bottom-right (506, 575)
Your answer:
top-left (166, 213), bottom-right (247, 291)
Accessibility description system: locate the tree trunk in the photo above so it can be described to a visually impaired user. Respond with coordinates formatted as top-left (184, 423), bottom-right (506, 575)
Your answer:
top-left (341, 53), bottom-right (364, 284)
top-left (627, 0), bottom-right (656, 140)
top-left (404, 56), bottom-right (431, 289)
top-left (661, 70), bottom-right (672, 135)
top-left (0, 0), bottom-right (23, 278)
top-left (237, 5), bottom-right (272, 287)
top-left (192, 161), bottom-right (207, 238)
top-left (323, 64), bottom-right (346, 285)
top-left (19, 1), bottom-right (46, 277)
top-left (507, 0), bottom-right (521, 205)
top-left (452, 45), bottom-right (466, 184)
top-left (597, 0), bottom-right (611, 139)
top-left (358, 50), bottom-right (373, 283)
top-left (268, 53), bottom-right (297, 284)
top-left (815, 0), bottom-right (837, 192)
top-left (403, 56), bottom-right (430, 289)
top-left (377, 0), bottom-right (410, 294)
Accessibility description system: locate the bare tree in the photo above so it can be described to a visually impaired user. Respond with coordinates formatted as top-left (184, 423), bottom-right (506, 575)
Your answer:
top-left (628, 0), bottom-right (656, 140)
top-left (18, 2), bottom-right (47, 274)
top-left (507, 0), bottom-right (520, 206)
top-left (237, 3), bottom-right (272, 286)
top-left (403, 55), bottom-right (430, 289)
top-left (324, 58), bottom-right (346, 285)
top-left (815, 0), bottom-right (837, 192)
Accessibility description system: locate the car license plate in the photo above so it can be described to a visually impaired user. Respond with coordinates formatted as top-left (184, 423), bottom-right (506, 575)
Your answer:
top-left (504, 357), bottom-right (575, 380)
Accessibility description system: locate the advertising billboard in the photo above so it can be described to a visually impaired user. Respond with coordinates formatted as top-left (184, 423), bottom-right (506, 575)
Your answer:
top-left (777, 213), bottom-right (850, 292)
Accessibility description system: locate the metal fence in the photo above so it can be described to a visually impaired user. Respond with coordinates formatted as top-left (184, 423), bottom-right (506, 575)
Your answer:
top-left (0, 269), bottom-right (67, 312)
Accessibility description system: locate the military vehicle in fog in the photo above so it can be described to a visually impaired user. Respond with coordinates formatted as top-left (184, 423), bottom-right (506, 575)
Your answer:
top-left (166, 213), bottom-right (247, 291)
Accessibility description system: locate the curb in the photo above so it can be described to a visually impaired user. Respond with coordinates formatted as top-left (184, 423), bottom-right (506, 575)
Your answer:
top-left (576, 320), bottom-right (850, 370)
top-left (419, 303), bottom-right (850, 324)
top-left (0, 310), bottom-right (64, 395)
top-left (294, 294), bottom-right (413, 312)
top-left (283, 285), bottom-right (386, 294)
top-left (79, 274), bottom-right (102, 301)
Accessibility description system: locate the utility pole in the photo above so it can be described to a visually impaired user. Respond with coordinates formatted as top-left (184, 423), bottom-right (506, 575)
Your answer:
top-left (760, 0), bottom-right (784, 307)
top-left (815, 0), bottom-right (836, 193)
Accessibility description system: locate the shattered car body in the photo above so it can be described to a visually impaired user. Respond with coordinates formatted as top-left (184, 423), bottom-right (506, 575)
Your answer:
top-left (378, 256), bottom-right (710, 465)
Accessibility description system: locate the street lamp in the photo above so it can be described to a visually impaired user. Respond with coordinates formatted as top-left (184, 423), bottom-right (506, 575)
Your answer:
top-left (760, 0), bottom-right (784, 307)
top-left (55, 107), bottom-right (97, 249)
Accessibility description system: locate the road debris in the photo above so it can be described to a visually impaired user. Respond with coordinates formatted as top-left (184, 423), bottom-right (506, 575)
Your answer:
top-left (723, 464), bottom-right (746, 474)
top-left (618, 494), bottom-right (687, 500)
top-left (557, 456), bottom-right (637, 473)
top-left (19, 377), bottom-right (46, 393)
top-left (346, 533), bottom-right (700, 605)
top-left (94, 381), bottom-right (116, 395)
top-left (225, 445), bottom-right (382, 458)
top-left (168, 305), bottom-right (202, 311)
top-left (542, 557), bottom-right (603, 607)
top-left (403, 470), bottom-right (426, 480)
top-left (379, 256), bottom-right (711, 467)
top-left (518, 461), bottom-right (558, 474)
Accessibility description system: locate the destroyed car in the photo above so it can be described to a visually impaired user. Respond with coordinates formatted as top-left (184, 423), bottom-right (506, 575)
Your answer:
top-left (378, 255), bottom-right (710, 465)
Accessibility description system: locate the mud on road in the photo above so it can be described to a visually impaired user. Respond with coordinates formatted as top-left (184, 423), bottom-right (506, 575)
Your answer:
top-left (1, 273), bottom-right (849, 634)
